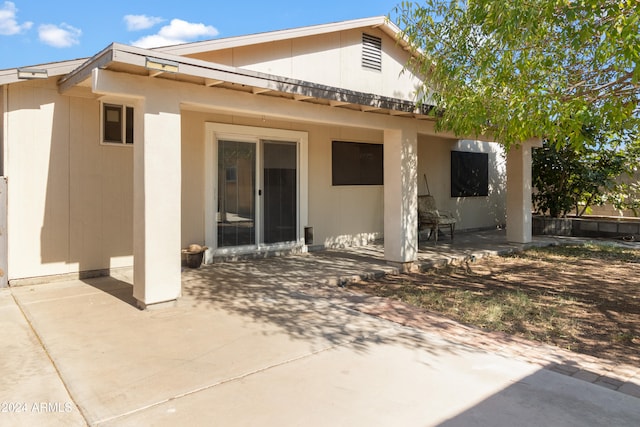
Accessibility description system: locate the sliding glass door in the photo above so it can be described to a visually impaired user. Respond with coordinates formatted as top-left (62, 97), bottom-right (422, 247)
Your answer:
top-left (215, 139), bottom-right (298, 250)
top-left (217, 140), bottom-right (256, 248)
top-left (263, 141), bottom-right (297, 244)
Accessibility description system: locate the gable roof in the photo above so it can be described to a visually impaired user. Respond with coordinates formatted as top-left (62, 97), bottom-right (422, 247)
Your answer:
top-left (154, 16), bottom-right (409, 56)
top-left (0, 16), bottom-right (408, 86)
top-left (2, 16), bottom-right (434, 120)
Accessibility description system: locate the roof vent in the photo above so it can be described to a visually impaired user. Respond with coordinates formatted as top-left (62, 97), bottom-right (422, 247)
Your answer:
top-left (362, 33), bottom-right (382, 71)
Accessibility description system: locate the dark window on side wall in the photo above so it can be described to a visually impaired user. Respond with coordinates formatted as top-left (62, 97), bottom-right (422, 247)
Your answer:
top-left (332, 141), bottom-right (383, 185)
top-left (125, 106), bottom-right (134, 144)
top-left (103, 103), bottom-right (134, 144)
top-left (103, 104), bottom-right (123, 143)
top-left (451, 151), bottom-right (489, 197)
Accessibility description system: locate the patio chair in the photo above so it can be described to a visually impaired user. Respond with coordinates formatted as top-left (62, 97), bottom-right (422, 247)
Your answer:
top-left (418, 195), bottom-right (456, 243)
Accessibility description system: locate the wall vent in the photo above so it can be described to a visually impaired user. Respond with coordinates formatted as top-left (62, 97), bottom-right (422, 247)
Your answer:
top-left (362, 33), bottom-right (382, 71)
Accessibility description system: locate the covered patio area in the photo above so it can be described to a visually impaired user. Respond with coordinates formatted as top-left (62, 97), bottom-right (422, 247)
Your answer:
top-left (180, 229), bottom-right (572, 294)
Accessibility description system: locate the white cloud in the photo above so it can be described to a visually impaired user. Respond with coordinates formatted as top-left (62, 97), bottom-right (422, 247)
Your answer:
top-left (124, 14), bottom-right (164, 31)
top-left (38, 23), bottom-right (81, 48)
top-left (132, 18), bottom-right (218, 48)
top-left (0, 1), bottom-right (33, 35)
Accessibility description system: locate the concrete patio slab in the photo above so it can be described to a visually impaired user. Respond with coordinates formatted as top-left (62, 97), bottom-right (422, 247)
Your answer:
top-left (4, 230), bottom-right (640, 426)
top-left (11, 276), bottom-right (362, 425)
top-left (0, 289), bottom-right (85, 427)
top-left (103, 341), bottom-right (639, 427)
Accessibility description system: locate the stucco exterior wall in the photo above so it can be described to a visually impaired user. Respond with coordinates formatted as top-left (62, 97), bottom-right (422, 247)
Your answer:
top-left (187, 28), bottom-right (421, 102)
top-left (182, 112), bottom-right (507, 250)
top-left (181, 110), bottom-right (385, 249)
top-left (5, 79), bottom-right (506, 281)
top-left (6, 79), bottom-right (133, 281)
top-left (305, 123), bottom-right (385, 247)
top-left (418, 136), bottom-right (506, 231)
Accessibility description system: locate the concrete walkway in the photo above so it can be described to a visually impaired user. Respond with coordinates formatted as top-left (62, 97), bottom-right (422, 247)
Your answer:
top-left (2, 231), bottom-right (640, 426)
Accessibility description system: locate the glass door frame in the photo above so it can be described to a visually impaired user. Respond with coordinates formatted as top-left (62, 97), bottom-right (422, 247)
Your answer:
top-left (204, 123), bottom-right (309, 262)
top-left (217, 139), bottom-right (258, 250)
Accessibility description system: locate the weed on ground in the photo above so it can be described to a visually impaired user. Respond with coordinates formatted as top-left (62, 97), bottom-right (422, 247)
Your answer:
top-left (350, 243), bottom-right (640, 366)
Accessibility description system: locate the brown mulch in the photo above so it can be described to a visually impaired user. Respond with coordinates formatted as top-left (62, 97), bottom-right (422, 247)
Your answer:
top-left (349, 244), bottom-right (640, 367)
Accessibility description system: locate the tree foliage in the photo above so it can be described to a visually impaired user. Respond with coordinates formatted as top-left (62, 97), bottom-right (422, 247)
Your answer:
top-left (532, 133), bottom-right (637, 217)
top-left (607, 139), bottom-right (640, 215)
top-left (394, 0), bottom-right (640, 149)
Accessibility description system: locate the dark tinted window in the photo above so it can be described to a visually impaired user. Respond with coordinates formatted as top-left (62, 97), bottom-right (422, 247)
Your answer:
top-left (451, 151), bottom-right (489, 197)
top-left (332, 141), bottom-right (383, 186)
top-left (125, 106), bottom-right (134, 144)
top-left (103, 104), bottom-right (122, 143)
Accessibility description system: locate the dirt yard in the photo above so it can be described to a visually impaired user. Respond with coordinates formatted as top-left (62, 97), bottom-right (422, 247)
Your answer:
top-left (349, 243), bottom-right (640, 367)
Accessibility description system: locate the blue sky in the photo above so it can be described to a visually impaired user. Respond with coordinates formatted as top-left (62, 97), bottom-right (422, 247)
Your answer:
top-left (0, 1), bottom-right (401, 70)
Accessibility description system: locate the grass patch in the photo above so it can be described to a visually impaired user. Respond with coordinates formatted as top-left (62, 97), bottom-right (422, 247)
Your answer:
top-left (382, 283), bottom-right (568, 336)
top-left (352, 242), bottom-right (640, 364)
top-left (509, 242), bottom-right (639, 262)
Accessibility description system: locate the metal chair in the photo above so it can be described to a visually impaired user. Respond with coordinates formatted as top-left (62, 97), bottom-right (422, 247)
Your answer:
top-left (418, 195), bottom-right (456, 243)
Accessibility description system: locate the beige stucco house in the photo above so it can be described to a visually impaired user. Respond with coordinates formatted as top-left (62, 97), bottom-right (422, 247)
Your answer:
top-left (0, 16), bottom-right (538, 308)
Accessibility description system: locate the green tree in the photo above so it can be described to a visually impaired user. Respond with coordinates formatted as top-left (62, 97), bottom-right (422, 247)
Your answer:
top-left (607, 139), bottom-right (640, 215)
top-left (532, 132), bottom-right (635, 217)
top-left (394, 0), bottom-right (640, 149)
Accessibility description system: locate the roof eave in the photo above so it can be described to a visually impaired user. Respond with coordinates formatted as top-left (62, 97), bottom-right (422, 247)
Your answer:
top-left (57, 44), bottom-right (120, 93)
top-left (0, 58), bottom-right (89, 86)
top-left (57, 43), bottom-right (427, 113)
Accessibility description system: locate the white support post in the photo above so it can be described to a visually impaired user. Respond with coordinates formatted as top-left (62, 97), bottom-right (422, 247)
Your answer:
top-left (383, 127), bottom-right (418, 268)
top-left (506, 139), bottom-right (541, 243)
top-left (133, 97), bottom-right (182, 308)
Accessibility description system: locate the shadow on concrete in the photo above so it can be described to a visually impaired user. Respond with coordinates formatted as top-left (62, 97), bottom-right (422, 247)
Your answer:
top-left (82, 276), bottom-right (137, 308)
top-left (71, 229), bottom-right (587, 361)
top-left (438, 366), bottom-right (640, 427)
top-left (176, 246), bottom-right (503, 361)
top-left (175, 229), bottom-right (565, 355)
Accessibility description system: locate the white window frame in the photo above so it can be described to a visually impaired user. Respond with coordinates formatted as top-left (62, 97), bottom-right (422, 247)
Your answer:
top-left (204, 122), bottom-right (309, 262)
top-left (101, 101), bottom-right (135, 146)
